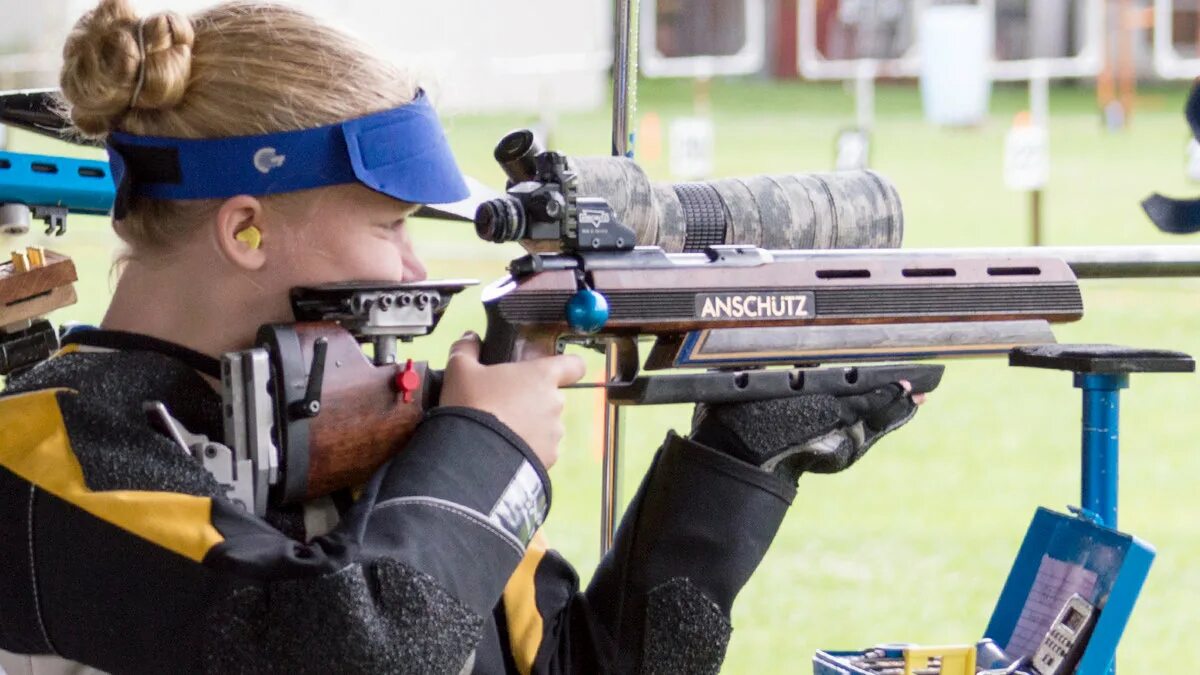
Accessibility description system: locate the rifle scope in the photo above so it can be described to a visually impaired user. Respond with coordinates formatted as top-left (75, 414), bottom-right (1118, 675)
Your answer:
top-left (477, 129), bottom-right (903, 252)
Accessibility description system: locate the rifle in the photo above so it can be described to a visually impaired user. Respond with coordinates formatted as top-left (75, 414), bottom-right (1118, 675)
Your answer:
top-left (211, 131), bottom-right (1200, 516)
top-left (2, 88), bottom-right (1198, 516)
top-left (209, 132), bottom-right (1121, 516)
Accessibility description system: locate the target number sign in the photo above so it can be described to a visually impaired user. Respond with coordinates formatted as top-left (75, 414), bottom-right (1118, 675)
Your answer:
top-left (1004, 124), bottom-right (1049, 191)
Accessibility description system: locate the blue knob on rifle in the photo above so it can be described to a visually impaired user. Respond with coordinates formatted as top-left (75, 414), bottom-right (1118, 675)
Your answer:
top-left (566, 288), bottom-right (609, 334)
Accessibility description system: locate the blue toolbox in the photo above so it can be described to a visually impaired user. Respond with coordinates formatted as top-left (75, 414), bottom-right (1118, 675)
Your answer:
top-left (814, 345), bottom-right (1190, 675)
top-left (813, 506), bottom-right (1154, 675)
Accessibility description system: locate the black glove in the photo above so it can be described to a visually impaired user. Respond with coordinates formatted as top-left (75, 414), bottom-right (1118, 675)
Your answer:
top-left (689, 383), bottom-right (918, 485)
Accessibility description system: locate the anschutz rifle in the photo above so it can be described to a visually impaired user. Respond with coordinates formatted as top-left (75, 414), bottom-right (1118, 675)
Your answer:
top-left (3, 87), bottom-right (1198, 515)
top-left (209, 131), bottom-right (1105, 516)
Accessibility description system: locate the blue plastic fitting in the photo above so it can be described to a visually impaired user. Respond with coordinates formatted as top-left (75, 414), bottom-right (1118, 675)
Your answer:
top-left (566, 288), bottom-right (609, 334)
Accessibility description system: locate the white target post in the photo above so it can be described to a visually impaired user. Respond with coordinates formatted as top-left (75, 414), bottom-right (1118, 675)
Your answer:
top-left (639, 0), bottom-right (767, 179)
top-left (797, 0), bottom-right (927, 169)
top-left (798, 0), bottom-right (1104, 243)
top-left (985, 0), bottom-right (1104, 245)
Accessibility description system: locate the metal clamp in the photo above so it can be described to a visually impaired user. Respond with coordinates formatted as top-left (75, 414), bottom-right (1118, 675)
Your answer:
top-left (221, 348), bottom-right (281, 516)
top-left (144, 401), bottom-right (258, 514)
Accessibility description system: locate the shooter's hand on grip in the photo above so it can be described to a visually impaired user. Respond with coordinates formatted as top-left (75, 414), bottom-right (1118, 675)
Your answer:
top-left (689, 381), bottom-right (923, 485)
top-left (440, 331), bottom-right (587, 469)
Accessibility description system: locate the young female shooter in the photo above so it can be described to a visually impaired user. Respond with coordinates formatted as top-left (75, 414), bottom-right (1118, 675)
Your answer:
top-left (0, 2), bottom-right (925, 673)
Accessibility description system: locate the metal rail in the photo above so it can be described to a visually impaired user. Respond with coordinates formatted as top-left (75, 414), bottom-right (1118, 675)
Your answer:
top-left (602, 0), bottom-right (641, 556)
top-left (761, 245), bottom-right (1200, 279)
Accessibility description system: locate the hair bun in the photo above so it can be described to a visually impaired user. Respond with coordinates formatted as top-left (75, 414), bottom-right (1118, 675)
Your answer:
top-left (60, 0), bottom-right (195, 137)
top-left (132, 11), bottom-right (195, 111)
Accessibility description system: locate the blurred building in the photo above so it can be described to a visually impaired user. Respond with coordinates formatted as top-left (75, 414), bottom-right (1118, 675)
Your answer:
top-left (0, 0), bottom-right (611, 113)
top-left (646, 0), bottom-right (1197, 82)
top-left (9, 1), bottom-right (1200, 113)
top-left (764, 0), bottom-right (1091, 75)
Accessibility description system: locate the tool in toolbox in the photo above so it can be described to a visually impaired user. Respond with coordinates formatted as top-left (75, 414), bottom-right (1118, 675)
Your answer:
top-left (816, 344), bottom-right (1193, 675)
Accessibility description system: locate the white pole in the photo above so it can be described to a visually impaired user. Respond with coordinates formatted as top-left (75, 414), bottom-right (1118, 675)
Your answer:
top-left (855, 59), bottom-right (878, 130)
top-left (1030, 61), bottom-right (1051, 129)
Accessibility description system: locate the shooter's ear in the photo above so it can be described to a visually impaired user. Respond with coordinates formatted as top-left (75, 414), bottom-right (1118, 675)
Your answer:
top-left (213, 195), bottom-right (268, 271)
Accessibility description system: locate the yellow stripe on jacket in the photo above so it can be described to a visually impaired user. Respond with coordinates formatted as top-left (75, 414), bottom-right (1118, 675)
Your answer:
top-left (502, 530), bottom-right (549, 675)
top-left (0, 388), bottom-right (225, 562)
top-left (52, 343), bottom-right (81, 357)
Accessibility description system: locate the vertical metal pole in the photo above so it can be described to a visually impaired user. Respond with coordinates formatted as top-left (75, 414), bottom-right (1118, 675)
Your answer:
top-left (1029, 68), bottom-right (1048, 247)
top-left (612, 0), bottom-right (640, 158)
top-left (854, 59), bottom-right (877, 131)
top-left (599, 349), bottom-right (625, 554)
top-left (1075, 371), bottom-right (1127, 675)
top-left (601, 0), bottom-right (640, 556)
top-left (1074, 372), bottom-right (1128, 529)
top-left (1031, 190), bottom-right (1043, 246)
top-left (1117, 0), bottom-right (1135, 127)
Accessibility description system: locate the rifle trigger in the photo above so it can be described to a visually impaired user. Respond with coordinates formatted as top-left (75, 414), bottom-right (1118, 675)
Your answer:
top-left (288, 337), bottom-right (327, 420)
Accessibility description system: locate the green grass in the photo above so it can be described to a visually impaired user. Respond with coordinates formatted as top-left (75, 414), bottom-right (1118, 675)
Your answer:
top-left (6, 79), bottom-right (1200, 672)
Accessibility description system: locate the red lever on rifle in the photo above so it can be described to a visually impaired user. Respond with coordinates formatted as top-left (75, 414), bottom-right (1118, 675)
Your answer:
top-left (395, 359), bottom-right (422, 403)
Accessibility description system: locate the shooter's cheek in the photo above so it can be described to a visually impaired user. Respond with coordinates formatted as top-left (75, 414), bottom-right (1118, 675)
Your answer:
top-left (402, 246), bottom-right (428, 282)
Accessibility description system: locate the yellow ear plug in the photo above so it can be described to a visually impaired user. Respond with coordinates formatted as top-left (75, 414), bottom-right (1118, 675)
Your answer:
top-left (235, 226), bottom-right (262, 250)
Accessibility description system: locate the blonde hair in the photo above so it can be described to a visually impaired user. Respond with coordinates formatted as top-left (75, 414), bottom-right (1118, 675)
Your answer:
top-left (59, 0), bottom-right (417, 252)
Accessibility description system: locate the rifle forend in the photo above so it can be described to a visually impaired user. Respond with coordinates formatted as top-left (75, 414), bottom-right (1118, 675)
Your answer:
top-left (479, 245), bottom-right (1083, 370)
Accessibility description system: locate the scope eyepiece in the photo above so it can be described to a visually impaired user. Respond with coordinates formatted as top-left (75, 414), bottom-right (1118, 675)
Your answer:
top-left (474, 197), bottom-right (526, 243)
top-left (494, 130), bottom-right (544, 185)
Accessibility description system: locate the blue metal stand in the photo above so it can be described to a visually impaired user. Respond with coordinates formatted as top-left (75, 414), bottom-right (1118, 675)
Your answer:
top-left (1075, 373), bottom-right (1128, 530)
top-left (1012, 345), bottom-right (1194, 531)
top-left (1011, 345), bottom-right (1194, 675)
top-left (1076, 374), bottom-right (1127, 675)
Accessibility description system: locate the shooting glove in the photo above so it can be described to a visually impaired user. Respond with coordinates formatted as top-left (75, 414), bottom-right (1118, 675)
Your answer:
top-left (689, 383), bottom-right (917, 486)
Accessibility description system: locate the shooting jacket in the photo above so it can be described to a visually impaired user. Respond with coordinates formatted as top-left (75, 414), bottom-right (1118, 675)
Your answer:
top-left (0, 330), bottom-right (794, 674)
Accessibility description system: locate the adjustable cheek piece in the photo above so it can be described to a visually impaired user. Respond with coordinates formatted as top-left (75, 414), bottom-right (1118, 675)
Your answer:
top-left (105, 89), bottom-right (470, 219)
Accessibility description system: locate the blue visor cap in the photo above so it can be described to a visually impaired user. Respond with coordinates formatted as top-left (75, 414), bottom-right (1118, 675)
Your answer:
top-left (105, 91), bottom-right (469, 217)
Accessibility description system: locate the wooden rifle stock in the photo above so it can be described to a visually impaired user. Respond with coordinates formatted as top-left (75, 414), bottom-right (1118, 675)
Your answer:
top-left (255, 322), bottom-right (436, 504)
